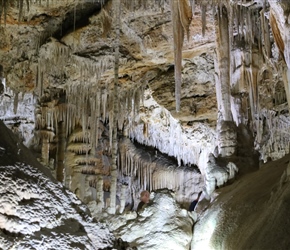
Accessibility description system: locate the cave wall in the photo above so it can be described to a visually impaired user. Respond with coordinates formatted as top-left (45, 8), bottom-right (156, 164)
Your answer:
top-left (0, 0), bottom-right (289, 212)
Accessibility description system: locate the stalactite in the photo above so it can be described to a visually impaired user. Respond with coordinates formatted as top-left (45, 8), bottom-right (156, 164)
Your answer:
top-left (246, 9), bottom-right (252, 44)
top-left (96, 90), bottom-right (101, 146)
top-left (201, 1), bottom-right (207, 36)
top-left (260, 9), bottom-right (270, 59)
top-left (73, 2), bottom-right (76, 33)
top-left (119, 134), bottom-right (205, 203)
top-left (0, 0), bottom-right (57, 25)
top-left (8, 0), bottom-right (288, 210)
top-left (18, 0), bottom-right (24, 22)
top-left (171, 0), bottom-right (183, 112)
top-left (108, 92), bottom-right (113, 148)
top-left (178, 0), bottom-right (192, 40)
top-left (241, 1), bottom-right (245, 40)
top-left (190, 0), bottom-right (195, 15)
top-left (3, 0), bottom-right (7, 26)
top-left (0, 2), bottom-right (3, 26)
top-left (102, 89), bottom-right (107, 122)
top-left (25, 0), bottom-right (29, 11)
top-left (269, 11), bottom-right (285, 62)
top-left (170, 0), bottom-right (192, 112)
top-left (232, 1), bottom-right (237, 38)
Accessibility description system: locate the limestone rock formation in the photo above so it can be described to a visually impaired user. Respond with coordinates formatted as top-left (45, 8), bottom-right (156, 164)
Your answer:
top-left (108, 189), bottom-right (193, 250)
top-left (0, 0), bottom-right (290, 249)
top-left (0, 120), bottom-right (114, 249)
top-left (118, 138), bottom-right (204, 208)
top-left (0, 164), bottom-right (114, 250)
top-left (192, 154), bottom-right (290, 250)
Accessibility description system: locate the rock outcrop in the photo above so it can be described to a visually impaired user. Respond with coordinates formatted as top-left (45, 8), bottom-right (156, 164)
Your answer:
top-left (192, 154), bottom-right (290, 250)
top-left (108, 189), bottom-right (193, 250)
top-left (0, 120), bottom-right (114, 249)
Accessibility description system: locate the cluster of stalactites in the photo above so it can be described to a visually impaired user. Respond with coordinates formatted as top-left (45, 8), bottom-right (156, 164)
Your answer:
top-left (256, 108), bottom-right (290, 162)
top-left (66, 82), bottom-right (102, 156)
top-left (66, 79), bottom-right (145, 155)
top-left (196, 0), bottom-right (268, 49)
top-left (34, 102), bottom-right (74, 143)
top-left (36, 41), bottom-right (71, 97)
top-left (0, 0), bottom-right (108, 24)
top-left (128, 93), bottom-right (217, 167)
top-left (34, 23), bottom-right (146, 161)
top-left (211, 0), bottom-right (273, 120)
top-left (122, 0), bottom-right (170, 14)
top-left (36, 39), bottom-right (116, 94)
top-left (35, 39), bottom-right (111, 147)
top-left (0, 0), bottom-right (30, 24)
top-left (118, 138), bottom-right (203, 204)
top-left (231, 1), bottom-right (269, 54)
top-left (0, 0), bottom-right (57, 24)
top-left (230, 1), bottom-right (273, 125)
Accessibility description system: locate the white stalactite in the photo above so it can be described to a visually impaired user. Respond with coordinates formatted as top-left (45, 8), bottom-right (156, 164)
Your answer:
top-left (119, 137), bottom-right (204, 204)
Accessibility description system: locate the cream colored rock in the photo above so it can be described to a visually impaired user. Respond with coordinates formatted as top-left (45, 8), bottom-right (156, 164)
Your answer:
top-left (110, 189), bottom-right (193, 250)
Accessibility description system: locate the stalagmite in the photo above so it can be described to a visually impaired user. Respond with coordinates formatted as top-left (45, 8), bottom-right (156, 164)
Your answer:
top-left (119, 184), bottom-right (126, 214)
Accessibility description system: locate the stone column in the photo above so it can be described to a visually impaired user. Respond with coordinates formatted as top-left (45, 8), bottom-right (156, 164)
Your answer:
top-left (109, 0), bottom-right (121, 215)
top-left (214, 4), bottom-right (232, 122)
top-left (214, 3), bottom-right (237, 156)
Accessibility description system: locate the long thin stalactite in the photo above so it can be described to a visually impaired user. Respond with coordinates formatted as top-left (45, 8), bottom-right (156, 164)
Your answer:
top-left (171, 0), bottom-right (192, 112)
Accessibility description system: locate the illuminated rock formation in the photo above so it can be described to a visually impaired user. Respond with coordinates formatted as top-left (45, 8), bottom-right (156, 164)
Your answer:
top-left (0, 0), bottom-right (290, 249)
